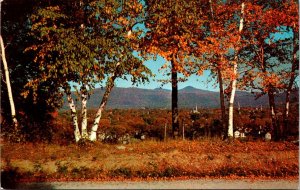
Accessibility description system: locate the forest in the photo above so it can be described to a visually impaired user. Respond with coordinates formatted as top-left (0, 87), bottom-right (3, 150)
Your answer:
top-left (0, 0), bottom-right (299, 185)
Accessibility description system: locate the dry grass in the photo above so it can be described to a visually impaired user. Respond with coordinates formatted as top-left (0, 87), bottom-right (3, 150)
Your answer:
top-left (1, 139), bottom-right (298, 182)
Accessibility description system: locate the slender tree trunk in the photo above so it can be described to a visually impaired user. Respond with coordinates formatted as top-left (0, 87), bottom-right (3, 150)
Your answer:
top-left (210, 0), bottom-right (227, 139)
top-left (80, 86), bottom-right (88, 139)
top-left (283, 29), bottom-right (298, 139)
top-left (182, 121), bottom-right (185, 140)
top-left (164, 123), bottom-right (167, 142)
top-left (171, 56), bottom-right (179, 139)
top-left (89, 75), bottom-right (117, 141)
top-left (228, 63), bottom-right (237, 138)
top-left (66, 92), bottom-right (81, 142)
top-left (0, 35), bottom-right (18, 128)
top-left (261, 52), bottom-right (279, 140)
top-left (228, 2), bottom-right (244, 138)
top-left (217, 66), bottom-right (226, 138)
top-left (209, 0), bottom-right (214, 19)
top-left (268, 89), bottom-right (279, 141)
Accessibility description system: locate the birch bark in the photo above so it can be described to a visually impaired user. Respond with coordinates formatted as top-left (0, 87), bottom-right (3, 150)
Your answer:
top-left (228, 2), bottom-right (244, 138)
top-left (89, 62), bottom-right (120, 141)
top-left (80, 86), bottom-right (88, 139)
top-left (66, 92), bottom-right (81, 142)
top-left (89, 76), bottom-right (116, 141)
top-left (0, 35), bottom-right (18, 128)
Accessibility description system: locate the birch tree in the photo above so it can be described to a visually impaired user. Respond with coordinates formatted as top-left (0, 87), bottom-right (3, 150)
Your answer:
top-left (227, 2), bottom-right (245, 138)
top-left (1, 0), bottom-right (64, 142)
top-left (0, 35), bottom-right (18, 128)
top-left (25, 0), bottom-right (150, 142)
top-left (280, 2), bottom-right (299, 139)
top-left (192, 1), bottom-right (246, 139)
top-left (240, 1), bottom-right (298, 140)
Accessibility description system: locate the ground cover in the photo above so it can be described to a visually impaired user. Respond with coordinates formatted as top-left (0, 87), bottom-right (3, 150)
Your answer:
top-left (1, 139), bottom-right (298, 189)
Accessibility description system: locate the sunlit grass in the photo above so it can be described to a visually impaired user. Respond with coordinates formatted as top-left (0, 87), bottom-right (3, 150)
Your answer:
top-left (1, 139), bottom-right (298, 182)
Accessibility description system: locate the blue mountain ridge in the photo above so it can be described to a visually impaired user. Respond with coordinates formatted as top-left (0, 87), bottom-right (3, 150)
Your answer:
top-left (61, 86), bottom-right (298, 109)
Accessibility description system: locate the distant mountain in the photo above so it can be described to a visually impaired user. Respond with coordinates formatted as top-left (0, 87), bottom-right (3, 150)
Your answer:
top-left (61, 86), bottom-right (298, 110)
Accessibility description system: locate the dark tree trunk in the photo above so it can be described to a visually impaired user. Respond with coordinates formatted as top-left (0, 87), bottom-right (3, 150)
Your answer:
top-left (217, 67), bottom-right (227, 139)
top-left (283, 29), bottom-right (298, 139)
top-left (260, 43), bottom-right (280, 141)
top-left (171, 58), bottom-right (179, 139)
top-left (268, 89), bottom-right (280, 141)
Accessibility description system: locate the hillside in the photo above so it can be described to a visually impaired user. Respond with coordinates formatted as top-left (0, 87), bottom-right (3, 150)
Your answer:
top-left (61, 86), bottom-right (298, 110)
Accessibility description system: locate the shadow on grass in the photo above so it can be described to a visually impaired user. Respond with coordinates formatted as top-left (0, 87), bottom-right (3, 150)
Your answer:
top-left (1, 169), bottom-right (54, 189)
top-left (1, 168), bottom-right (20, 189)
top-left (15, 183), bottom-right (55, 189)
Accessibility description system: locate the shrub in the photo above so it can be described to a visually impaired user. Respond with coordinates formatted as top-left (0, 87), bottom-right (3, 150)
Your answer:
top-left (55, 162), bottom-right (68, 175)
top-left (162, 167), bottom-right (181, 177)
top-left (109, 167), bottom-right (132, 178)
top-left (71, 166), bottom-right (91, 178)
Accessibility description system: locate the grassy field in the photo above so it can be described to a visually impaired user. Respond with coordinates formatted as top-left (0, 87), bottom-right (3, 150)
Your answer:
top-left (1, 139), bottom-right (298, 188)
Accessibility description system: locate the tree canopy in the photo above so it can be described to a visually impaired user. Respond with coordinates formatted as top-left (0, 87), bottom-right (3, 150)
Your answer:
top-left (1, 0), bottom-right (298, 142)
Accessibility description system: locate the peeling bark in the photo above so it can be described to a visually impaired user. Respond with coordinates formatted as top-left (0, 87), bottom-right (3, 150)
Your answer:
top-left (66, 93), bottom-right (81, 142)
top-left (89, 71), bottom-right (118, 141)
top-left (228, 2), bottom-right (244, 138)
top-left (81, 86), bottom-right (88, 139)
top-left (0, 35), bottom-right (18, 128)
top-left (228, 62), bottom-right (237, 137)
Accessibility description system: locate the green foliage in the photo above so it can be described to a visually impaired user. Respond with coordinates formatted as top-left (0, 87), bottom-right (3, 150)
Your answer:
top-left (1, 0), bottom-right (64, 142)
top-left (25, 0), bottom-right (151, 98)
top-left (2, 0), bottom-right (298, 144)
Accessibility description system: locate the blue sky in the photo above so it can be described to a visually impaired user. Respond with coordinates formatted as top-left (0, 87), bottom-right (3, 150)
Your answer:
top-left (115, 55), bottom-right (218, 91)
top-left (112, 28), bottom-right (297, 92)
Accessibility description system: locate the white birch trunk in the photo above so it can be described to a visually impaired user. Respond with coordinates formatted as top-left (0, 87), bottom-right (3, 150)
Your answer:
top-left (81, 90), bottom-right (88, 139)
top-left (271, 104), bottom-right (276, 119)
top-left (0, 35), bottom-right (18, 128)
top-left (89, 63), bottom-right (119, 141)
top-left (89, 104), bottom-right (105, 141)
top-left (228, 63), bottom-right (237, 137)
top-left (66, 93), bottom-right (81, 142)
top-left (228, 3), bottom-right (244, 138)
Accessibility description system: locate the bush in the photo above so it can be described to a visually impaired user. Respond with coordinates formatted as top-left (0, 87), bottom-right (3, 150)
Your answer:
top-left (55, 161), bottom-right (68, 175)
top-left (109, 167), bottom-right (132, 178)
